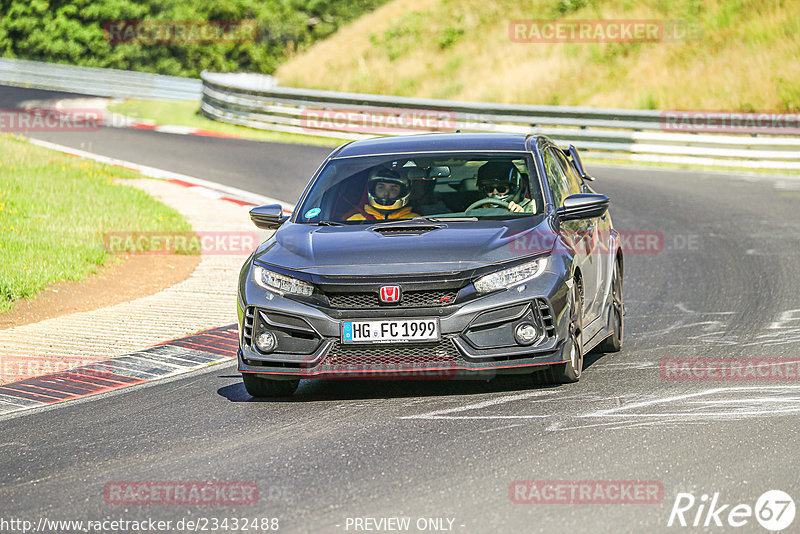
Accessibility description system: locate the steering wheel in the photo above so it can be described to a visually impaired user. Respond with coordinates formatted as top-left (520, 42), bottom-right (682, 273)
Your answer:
top-left (465, 197), bottom-right (510, 213)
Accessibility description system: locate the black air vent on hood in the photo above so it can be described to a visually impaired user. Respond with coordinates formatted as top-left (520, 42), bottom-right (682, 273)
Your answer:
top-left (371, 225), bottom-right (442, 236)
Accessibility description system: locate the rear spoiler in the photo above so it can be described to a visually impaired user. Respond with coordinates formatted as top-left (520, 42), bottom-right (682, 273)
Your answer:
top-left (563, 145), bottom-right (594, 181)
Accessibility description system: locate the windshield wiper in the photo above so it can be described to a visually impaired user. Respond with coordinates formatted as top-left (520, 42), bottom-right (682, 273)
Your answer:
top-left (413, 216), bottom-right (478, 222)
top-left (369, 216), bottom-right (478, 226)
top-left (369, 219), bottom-right (427, 226)
top-left (315, 220), bottom-right (344, 226)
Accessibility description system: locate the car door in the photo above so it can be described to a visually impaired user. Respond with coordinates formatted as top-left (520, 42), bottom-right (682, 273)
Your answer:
top-left (553, 148), bottom-right (606, 324)
top-left (543, 147), bottom-right (598, 323)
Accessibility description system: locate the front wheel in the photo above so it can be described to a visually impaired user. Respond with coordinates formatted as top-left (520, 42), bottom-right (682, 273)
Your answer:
top-left (242, 373), bottom-right (300, 398)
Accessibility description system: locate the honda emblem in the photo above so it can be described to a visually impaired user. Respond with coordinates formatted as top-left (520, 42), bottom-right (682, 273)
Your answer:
top-left (379, 286), bottom-right (401, 303)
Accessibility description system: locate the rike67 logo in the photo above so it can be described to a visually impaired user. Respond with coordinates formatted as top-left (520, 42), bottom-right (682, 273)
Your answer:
top-left (668, 490), bottom-right (795, 531)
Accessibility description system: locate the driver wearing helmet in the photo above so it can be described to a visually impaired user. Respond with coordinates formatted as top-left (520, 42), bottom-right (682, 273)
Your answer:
top-left (476, 161), bottom-right (532, 213)
top-left (346, 168), bottom-right (420, 221)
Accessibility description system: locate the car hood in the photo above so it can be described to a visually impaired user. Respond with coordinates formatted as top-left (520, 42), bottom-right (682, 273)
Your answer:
top-left (254, 217), bottom-right (555, 276)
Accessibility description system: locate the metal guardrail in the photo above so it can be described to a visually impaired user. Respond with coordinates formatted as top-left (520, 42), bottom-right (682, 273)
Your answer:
top-left (201, 71), bottom-right (800, 171)
top-left (1, 59), bottom-right (796, 170)
top-left (0, 57), bottom-right (201, 101)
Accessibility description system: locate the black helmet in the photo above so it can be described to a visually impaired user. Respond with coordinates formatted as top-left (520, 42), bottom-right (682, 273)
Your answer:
top-left (367, 168), bottom-right (412, 211)
top-left (476, 161), bottom-right (524, 203)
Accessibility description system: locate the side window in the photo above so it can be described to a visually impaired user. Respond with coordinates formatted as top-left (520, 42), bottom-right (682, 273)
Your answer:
top-left (543, 148), bottom-right (570, 207)
top-left (554, 149), bottom-right (583, 195)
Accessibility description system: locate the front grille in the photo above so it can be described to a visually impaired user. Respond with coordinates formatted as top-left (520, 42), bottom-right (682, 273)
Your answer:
top-left (320, 337), bottom-right (463, 369)
top-left (536, 298), bottom-right (556, 338)
top-left (243, 307), bottom-right (255, 346)
top-left (326, 289), bottom-right (458, 309)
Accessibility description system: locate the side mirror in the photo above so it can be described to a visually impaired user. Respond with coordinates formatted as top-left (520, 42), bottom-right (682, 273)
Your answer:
top-left (250, 204), bottom-right (287, 230)
top-left (567, 145), bottom-right (594, 181)
top-left (558, 194), bottom-right (609, 221)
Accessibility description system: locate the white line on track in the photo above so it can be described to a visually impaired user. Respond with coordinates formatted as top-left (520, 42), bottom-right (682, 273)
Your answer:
top-left (24, 137), bottom-right (294, 210)
top-left (478, 423), bottom-right (526, 433)
top-left (585, 385), bottom-right (800, 417)
top-left (400, 390), bottom-right (558, 420)
top-left (415, 415), bottom-right (552, 420)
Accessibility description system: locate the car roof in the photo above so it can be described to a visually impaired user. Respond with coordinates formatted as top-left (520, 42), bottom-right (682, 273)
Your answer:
top-left (331, 133), bottom-right (535, 158)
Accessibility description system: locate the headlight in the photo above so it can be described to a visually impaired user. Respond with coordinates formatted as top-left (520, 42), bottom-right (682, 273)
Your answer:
top-left (474, 258), bottom-right (547, 294)
top-left (253, 265), bottom-right (314, 297)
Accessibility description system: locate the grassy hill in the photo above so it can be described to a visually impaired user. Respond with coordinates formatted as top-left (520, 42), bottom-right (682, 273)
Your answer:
top-left (274, 0), bottom-right (800, 111)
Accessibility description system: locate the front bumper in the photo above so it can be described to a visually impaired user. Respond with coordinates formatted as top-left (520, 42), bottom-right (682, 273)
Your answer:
top-left (237, 270), bottom-right (572, 379)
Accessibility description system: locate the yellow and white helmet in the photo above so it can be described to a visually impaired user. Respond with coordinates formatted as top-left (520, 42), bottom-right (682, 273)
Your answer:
top-left (367, 168), bottom-right (412, 211)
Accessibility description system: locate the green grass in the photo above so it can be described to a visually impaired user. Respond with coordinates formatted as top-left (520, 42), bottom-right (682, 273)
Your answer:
top-left (107, 99), bottom-right (342, 148)
top-left (0, 134), bottom-right (193, 313)
top-left (275, 0), bottom-right (800, 113)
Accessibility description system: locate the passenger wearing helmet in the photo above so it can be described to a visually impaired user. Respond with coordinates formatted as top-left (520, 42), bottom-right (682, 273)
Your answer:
top-left (476, 161), bottom-right (533, 213)
top-left (346, 168), bottom-right (421, 221)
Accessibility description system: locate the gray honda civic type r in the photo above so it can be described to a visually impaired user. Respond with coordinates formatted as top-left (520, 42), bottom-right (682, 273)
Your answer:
top-left (237, 133), bottom-right (623, 397)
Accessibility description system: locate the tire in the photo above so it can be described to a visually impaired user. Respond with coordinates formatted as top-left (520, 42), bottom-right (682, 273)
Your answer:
top-left (595, 259), bottom-right (623, 353)
top-left (242, 373), bottom-right (300, 398)
top-left (536, 281), bottom-right (583, 384)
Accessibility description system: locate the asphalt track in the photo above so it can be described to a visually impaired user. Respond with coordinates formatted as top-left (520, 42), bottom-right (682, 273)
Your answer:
top-left (2, 85), bottom-right (800, 533)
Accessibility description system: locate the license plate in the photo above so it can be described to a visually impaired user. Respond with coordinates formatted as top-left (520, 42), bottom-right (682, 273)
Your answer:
top-left (341, 319), bottom-right (440, 344)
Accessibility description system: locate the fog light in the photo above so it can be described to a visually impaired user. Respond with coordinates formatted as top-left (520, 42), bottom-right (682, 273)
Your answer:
top-left (255, 330), bottom-right (277, 353)
top-left (515, 323), bottom-right (539, 346)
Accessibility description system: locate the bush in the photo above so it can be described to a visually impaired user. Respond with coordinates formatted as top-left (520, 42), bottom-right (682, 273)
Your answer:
top-left (0, 0), bottom-right (388, 77)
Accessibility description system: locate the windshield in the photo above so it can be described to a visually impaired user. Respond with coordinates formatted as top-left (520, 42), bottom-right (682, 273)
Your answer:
top-left (294, 152), bottom-right (543, 224)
